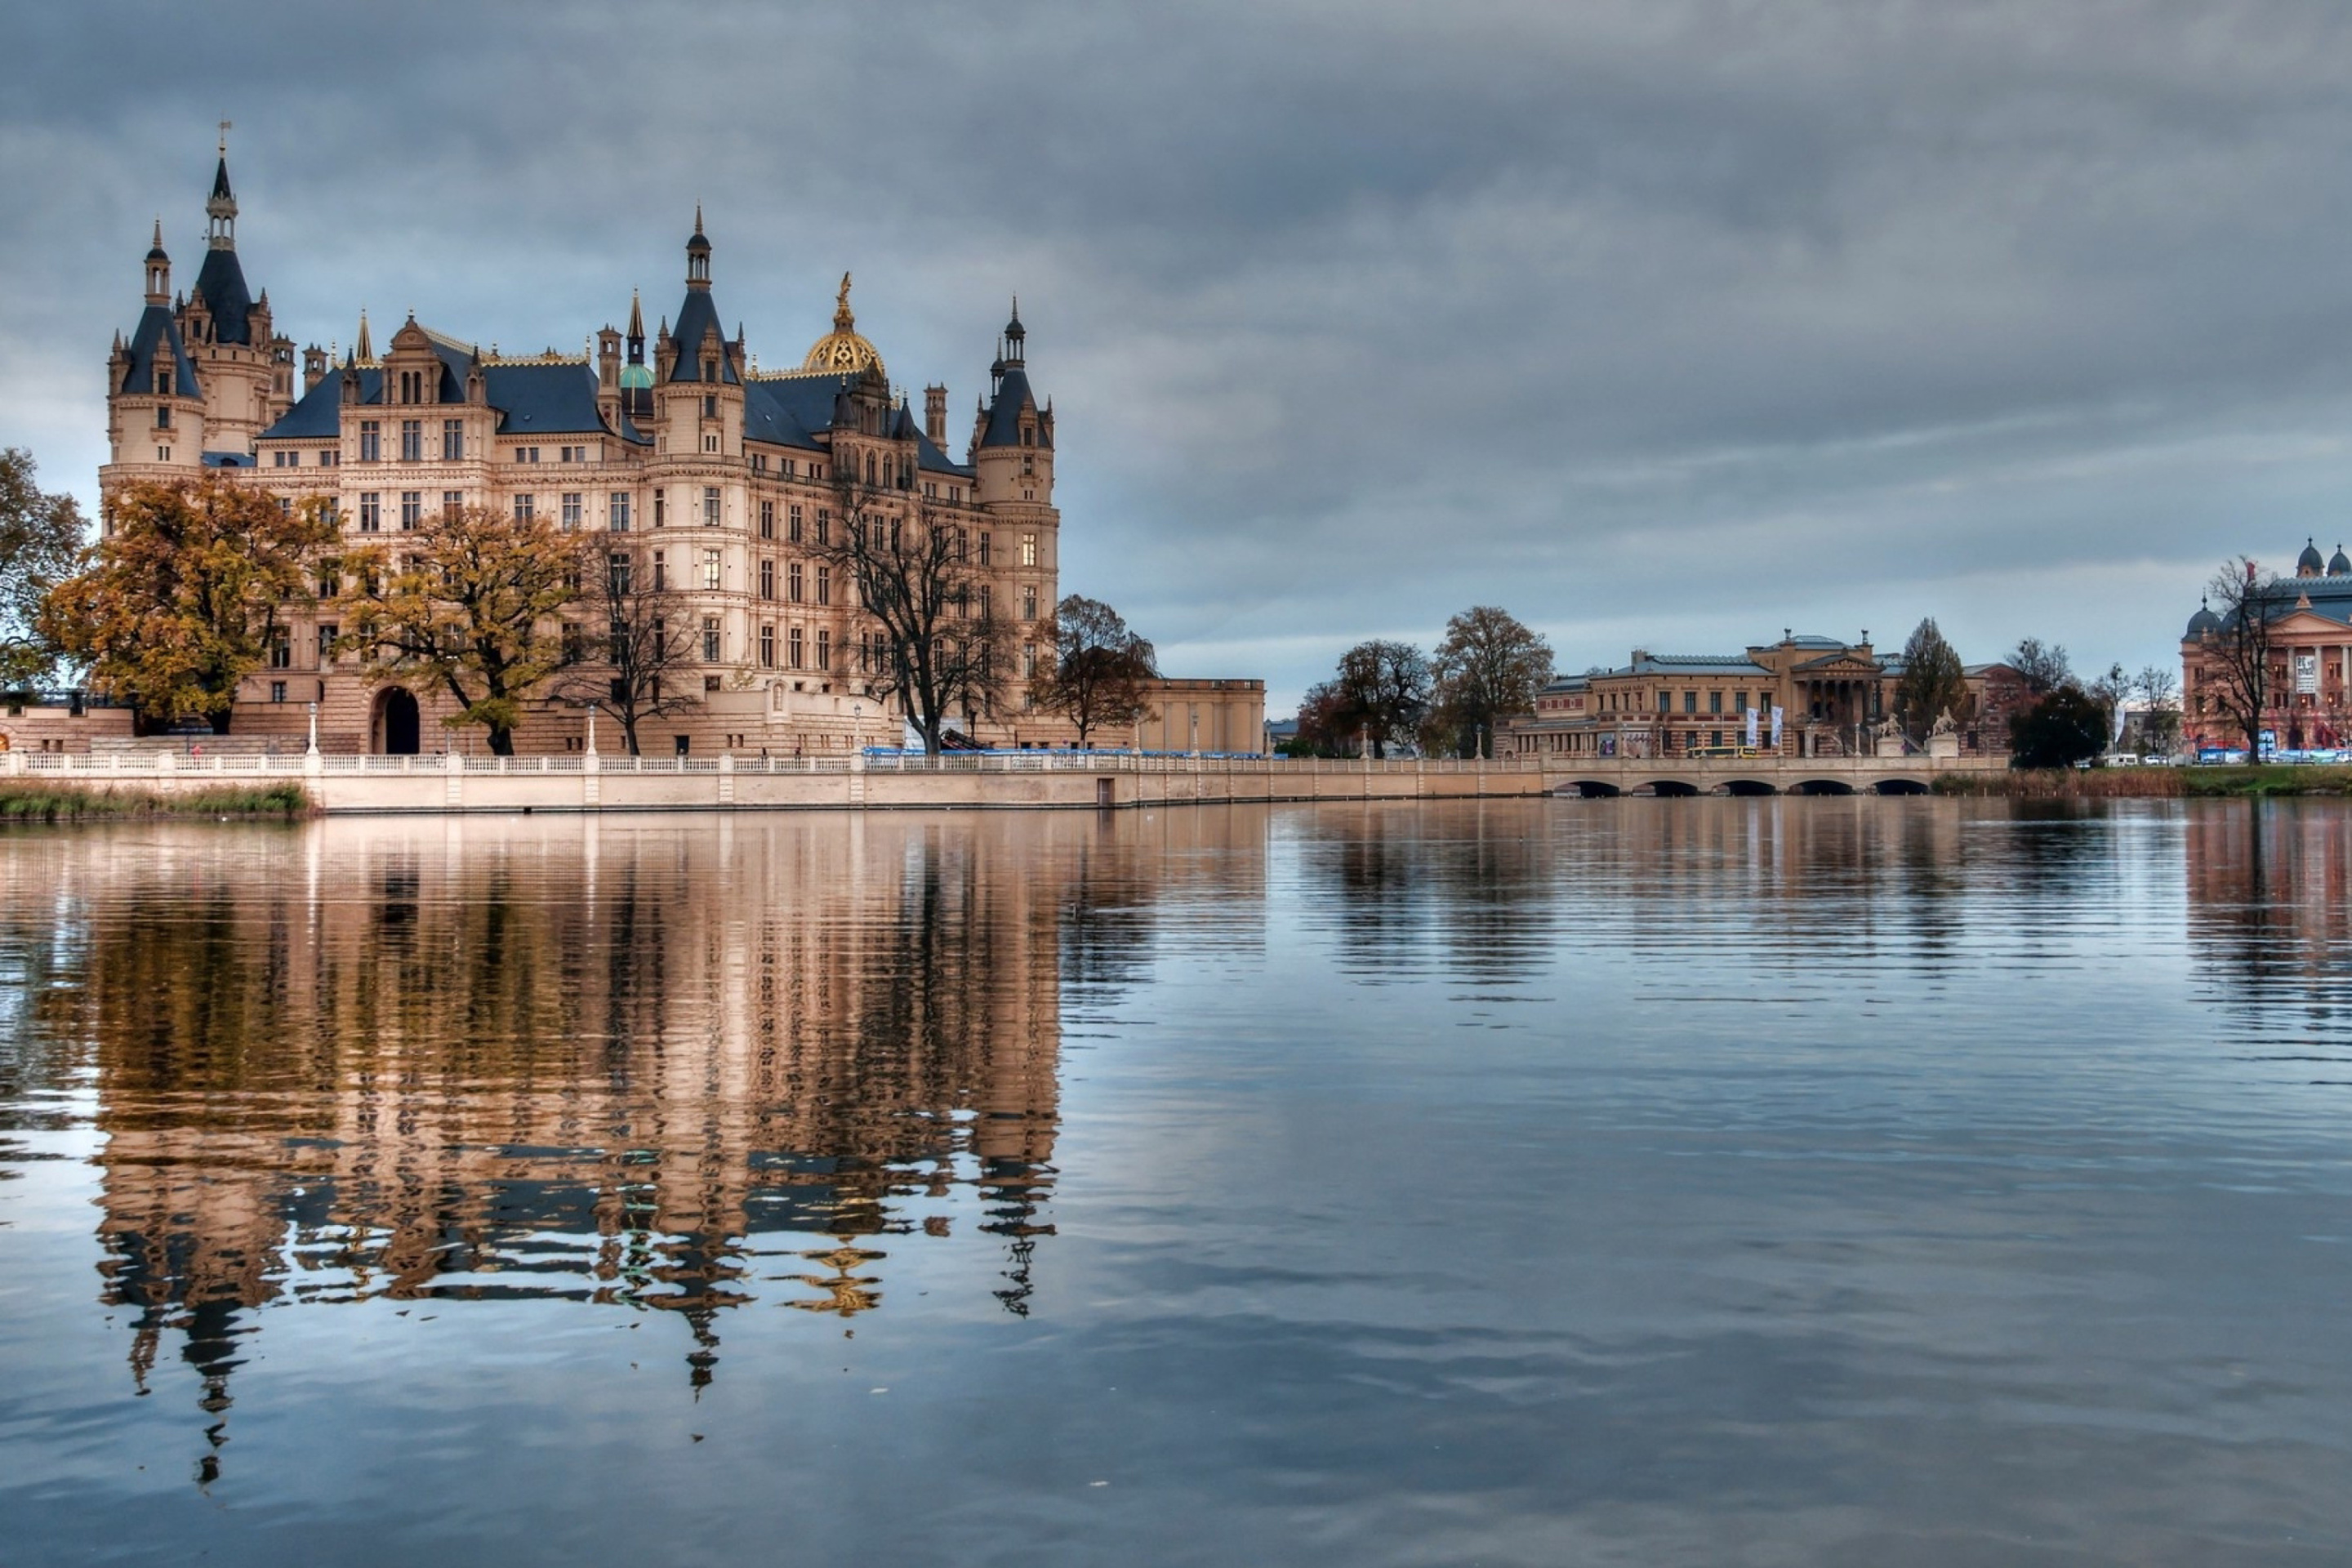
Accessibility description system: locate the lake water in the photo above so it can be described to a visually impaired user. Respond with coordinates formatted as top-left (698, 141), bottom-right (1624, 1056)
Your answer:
top-left (2, 799), bottom-right (2349, 1565)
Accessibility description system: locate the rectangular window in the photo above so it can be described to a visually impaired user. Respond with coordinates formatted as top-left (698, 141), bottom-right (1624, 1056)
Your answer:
top-left (400, 491), bottom-right (422, 530)
top-left (787, 504), bottom-right (803, 543)
top-left (519, 446), bottom-right (540, 464)
top-left (702, 549), bottom-right (721, 590)
top-left (443, 419), bottom-right (463, 461)
top-left (359, 421), bottom-right (381, 462)
top-left (759, 559), bottom-right (775, 599)
top-left (704, 486), bottom-right (720, 525)
top-left (815, 565), bottom-right (831, 606)
top-left (316, 625), bottom-right (337, 664)
top-left (1020, 532), bottom-right (1036, 567)
top-left (652, 550), bottom-right (666, 590)
top-left (1022, 586), bottom-right (1039, 621)
top-left (702, 392), bottom-right (717, 416)
top-left (653, 489), bottom-right (665, 528)
top-left (789, 626), bottom-right (804, 669)
top-left (562, 492), bottom-right (583, 531)
top-left (1684, 691), bottom-right (1698, 714)
top-left (760, 625), bottom-right (775, 667)
top-left (788, 562), bottom-right (804, 603)
top-left (608, 553), bottom-right (631, 595)
top-left (319, 449), bottom-right (337, 467)
top-left (400, 419), bottom-right (422, 461)
top-left (1709, 691), bottom-right (1722, 715)
top-left (978, 532), bottom-right (991, 566)
top-left (1657, 692), bottom-right (1670, 715)
top-left (702, 617), bottom-right (720, 662)
top-left (759, 499), bottom-right (774, 539)
top-left (359, 493), bottom-right (381, 532)
top-left (513, 495), bottom-right (535, 521)
top-left (815, 629), bottom-right (831, 670)
top-left (270, 680), bottom-right (287, 704)
top-left (703, 434), bottom-right (719, 454)
top-left (270, 634), bottom-right (292, 670)
top-left (609, 492), bottom-right (630, 532)
top-left (156, 406), bottom-right (172, 430)
top-left (814, 509), bottom-right (829, 546)
top-left (978, 585), bottom-right (991, 621)
top-left (442, 490), bottom-right (462, 519)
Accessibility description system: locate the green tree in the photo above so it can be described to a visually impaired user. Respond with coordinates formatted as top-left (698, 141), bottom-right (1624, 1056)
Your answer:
top-left (2008, 685), bottom-right (2109, 769)
top-left (334, 504), bottom-right (580, 755)
top-left (1893, 617), bottom-right (1968, 743)
top-left (1425, 605), bottom-right (1552, 758)
top-left (42, 475), bottom-right (332, 733)
top-left (0, 450), bottom-right (86, 691)
top-left (1028, 595), bottom-right (1157, 747)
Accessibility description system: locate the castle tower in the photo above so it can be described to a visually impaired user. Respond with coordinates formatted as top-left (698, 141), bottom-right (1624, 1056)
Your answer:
top-left (969, 300), bottom-right (1058, 663)
top-left (103, 219), bottom-right (207, 482)
top-left (176, 129), bottom-right (292, 458)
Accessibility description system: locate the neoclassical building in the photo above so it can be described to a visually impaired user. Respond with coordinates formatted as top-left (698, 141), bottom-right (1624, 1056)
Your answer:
top-left (2181, 540), bottom-right (2352, 754)
top-left (104, 145), bottom-right (1260, 755)
top-left (1505, 630), bottom-right (2025, 759)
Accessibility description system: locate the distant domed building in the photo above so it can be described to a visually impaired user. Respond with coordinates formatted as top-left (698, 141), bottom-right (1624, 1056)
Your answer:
top-left (2181, 543), bottom-right (2352, 755)
top-left (97, 141), bottom-right (1264, 757)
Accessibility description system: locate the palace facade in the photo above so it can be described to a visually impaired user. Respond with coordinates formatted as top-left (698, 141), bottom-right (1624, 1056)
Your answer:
top-left (1505, 631), bottom-right (2027, 760)
top-left (2181, 541), bottom-right (2352, 753)
top-left (103, 145), bottom-right (1260, 755)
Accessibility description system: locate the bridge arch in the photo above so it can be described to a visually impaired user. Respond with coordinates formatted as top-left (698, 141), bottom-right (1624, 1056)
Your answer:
top-left (1642, 778), bottom-right (1702, 797)
top-left (1559, 780), bottom-right (1622, 799)
top-left (1792, 777), bottom-right (1856, 796)
top-left (1873, 777), bottom-right (1931, 795)
top-left (1723, 778), bottom-right (1779, 796)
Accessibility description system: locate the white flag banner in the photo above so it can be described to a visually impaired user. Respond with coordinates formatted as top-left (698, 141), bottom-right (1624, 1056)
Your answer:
top-left (1744, 706), bottom-right (1759, 748)
top-left (1770, 706), bottom-right (1784, 748)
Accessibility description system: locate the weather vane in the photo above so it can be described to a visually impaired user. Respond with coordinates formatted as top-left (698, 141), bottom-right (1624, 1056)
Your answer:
top-left (218, 119), bottom-right (232, 155)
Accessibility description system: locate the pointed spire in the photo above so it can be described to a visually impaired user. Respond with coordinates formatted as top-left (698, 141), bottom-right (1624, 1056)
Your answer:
top-left (354, 309), bottom-right (372, 362)
top-left (207, 122), bottom-right (238, 251)
top-left (695, 202), bottom-right (704, 235)
top-left (143, 217), bottom-right (170, 305)
top-left (626, 288), bottom-right (645, 341)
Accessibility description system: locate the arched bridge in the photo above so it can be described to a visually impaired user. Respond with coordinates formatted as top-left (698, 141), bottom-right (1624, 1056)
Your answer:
top-left (1540, 752), bottom-right (2004, 798)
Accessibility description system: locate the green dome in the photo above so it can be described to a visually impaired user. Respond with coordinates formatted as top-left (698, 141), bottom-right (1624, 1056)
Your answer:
top-left (619, 363), bottom-right (654, 390)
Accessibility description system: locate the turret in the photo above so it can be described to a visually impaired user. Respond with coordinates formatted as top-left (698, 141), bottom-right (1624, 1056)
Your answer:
top-left (924, 384), bottom-right (947, 446)
top-left (144, 219), bottom-right (169, 306)
top-left (972, 299), bottom-right (1053, 506)
top-left (597, 325), bottom-right (621, 430)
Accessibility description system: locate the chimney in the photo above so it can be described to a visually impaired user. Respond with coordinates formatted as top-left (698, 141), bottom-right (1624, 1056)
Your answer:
top-left (924, 384), bottom-right (947, 446)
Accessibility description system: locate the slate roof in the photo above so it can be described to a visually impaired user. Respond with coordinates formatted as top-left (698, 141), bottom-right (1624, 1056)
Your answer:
top-left (203, 451), bottom-right (256, 467)
top-left (258, 346), bottom-right (648, 444)
top-left (978, 366), bottom-right (1046, 449)
top-left (122, 303), bottom-right (199, 399)
top-left (191, 247), bottom-right (255, 345)
top-left (666, 287), bottom-right (737, 384)
top-left (1624, 653), bottom-right (1773, 678)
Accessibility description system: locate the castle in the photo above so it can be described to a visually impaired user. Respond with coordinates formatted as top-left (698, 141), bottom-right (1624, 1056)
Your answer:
top-left (102, 139), bottom-right (1261, 755)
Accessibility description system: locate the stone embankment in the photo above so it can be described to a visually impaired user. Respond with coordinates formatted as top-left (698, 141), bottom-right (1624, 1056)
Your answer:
top-left (0, 747), bottom-right (2020, 815)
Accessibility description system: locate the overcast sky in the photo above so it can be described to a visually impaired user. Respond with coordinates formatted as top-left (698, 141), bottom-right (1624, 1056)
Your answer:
top-left (8, 1), bottom-right (2352, 710)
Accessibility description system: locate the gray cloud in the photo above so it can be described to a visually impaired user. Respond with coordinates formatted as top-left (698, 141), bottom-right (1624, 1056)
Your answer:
top-left (10, 1), bottom-right (2352, 707)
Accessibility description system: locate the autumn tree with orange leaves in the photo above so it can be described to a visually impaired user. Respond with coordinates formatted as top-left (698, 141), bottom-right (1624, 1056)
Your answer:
top-left (42, 475), bottom-right (333, 733)
top-left (333, 503), bottom-right (581, 755)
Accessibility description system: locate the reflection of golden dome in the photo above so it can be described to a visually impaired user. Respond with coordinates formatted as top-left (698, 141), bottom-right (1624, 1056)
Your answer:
top-left (801, 271), bottom-right (883, 376)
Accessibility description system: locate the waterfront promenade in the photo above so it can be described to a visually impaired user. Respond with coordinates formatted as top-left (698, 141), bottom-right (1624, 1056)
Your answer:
top-left (0, 746), bottom-right (2007, 813)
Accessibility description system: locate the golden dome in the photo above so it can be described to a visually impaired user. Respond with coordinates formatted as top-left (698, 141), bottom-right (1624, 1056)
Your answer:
top-left (801, 271), bottom-right (883, 376)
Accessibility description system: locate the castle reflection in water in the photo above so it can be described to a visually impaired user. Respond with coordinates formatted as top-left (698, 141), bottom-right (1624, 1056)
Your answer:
top-left (3, 810), bottom-right (1258, 1453)
top-left (8, 795), bottom-right (2349, 1486)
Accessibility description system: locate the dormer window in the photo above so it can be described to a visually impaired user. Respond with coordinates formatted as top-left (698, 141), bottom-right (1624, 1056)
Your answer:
top-left (156, 368), bottom-right (172, 397)
top-left (702, 358), bottom-right (717, 382)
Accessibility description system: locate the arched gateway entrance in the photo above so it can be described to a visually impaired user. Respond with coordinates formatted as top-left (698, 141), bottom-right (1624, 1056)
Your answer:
top-left (375, 688), bottom-right (421, 755)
